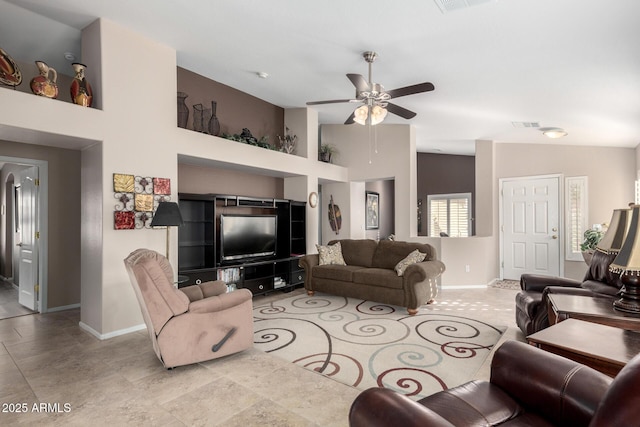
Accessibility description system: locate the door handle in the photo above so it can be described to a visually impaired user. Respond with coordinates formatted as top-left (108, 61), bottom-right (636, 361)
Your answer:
top-left (16, 242), bottom-right (23, 247)
top-left (552, 235), bottom-right (558, 239)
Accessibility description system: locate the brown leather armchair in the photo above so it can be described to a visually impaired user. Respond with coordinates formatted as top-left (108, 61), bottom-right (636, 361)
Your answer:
top-left (349, 340), bottom-right (640, 427)
top-left (515, 249), bottom-right (621, 335)
top-left (124, 249), bottom-right (254, 368)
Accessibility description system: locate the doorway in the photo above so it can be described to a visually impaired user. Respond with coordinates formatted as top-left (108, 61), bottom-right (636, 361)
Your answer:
top-left (500, 175), bottom-right (562, 280)
top-left (0, 156), bottom-right (48, 318)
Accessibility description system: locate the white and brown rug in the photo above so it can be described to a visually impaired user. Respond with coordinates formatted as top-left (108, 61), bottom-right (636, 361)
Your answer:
top-left (253, 293), bottom-right (505, 400)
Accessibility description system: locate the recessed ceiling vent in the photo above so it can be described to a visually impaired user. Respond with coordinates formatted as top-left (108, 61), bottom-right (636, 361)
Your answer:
top-left (434, 0), bottom-right (496, 14)
top-left (512, 121), bottom-right (540, 128)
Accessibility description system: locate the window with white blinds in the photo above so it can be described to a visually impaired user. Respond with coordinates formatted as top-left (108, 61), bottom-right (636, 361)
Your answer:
top-left (427, 193), bottom-right (471, 237)
top-left (565, 176), bottom-right (588, 261)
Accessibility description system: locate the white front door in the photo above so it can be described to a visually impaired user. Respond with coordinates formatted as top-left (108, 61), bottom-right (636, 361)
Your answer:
top-left (18, 166), bottom-right (39, 311)
top-left (502, 176), bottom-right (560, 280)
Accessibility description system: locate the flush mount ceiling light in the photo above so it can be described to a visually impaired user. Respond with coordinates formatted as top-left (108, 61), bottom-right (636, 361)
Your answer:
top-left (540, 127), bottom-right (568, 139)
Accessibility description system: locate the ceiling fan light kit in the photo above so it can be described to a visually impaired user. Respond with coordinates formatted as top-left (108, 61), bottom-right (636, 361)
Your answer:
top-left (307, 51), bottom-right (435, 126)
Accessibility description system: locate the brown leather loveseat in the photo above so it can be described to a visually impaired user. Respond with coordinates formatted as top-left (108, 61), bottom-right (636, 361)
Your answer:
top-left (299, 239), bottom-right (445, 315)
top-left (349, 339), bottom-right (640, 427)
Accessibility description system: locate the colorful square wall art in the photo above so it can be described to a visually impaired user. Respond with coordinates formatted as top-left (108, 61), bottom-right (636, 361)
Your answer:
top-left (114, 211), bottom-right (135, 230)
top-left (153, 177), bottom-right (171, 195)
top-left (113, 174), bottom-right (135, 192)
top-left (113, 172), bottom-right (172, 230)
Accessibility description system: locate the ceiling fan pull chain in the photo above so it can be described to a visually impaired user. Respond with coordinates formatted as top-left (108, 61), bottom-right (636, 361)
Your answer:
top-left (368, 123), bottom-right (373, 164)
top-left (374, 124), bottom-right (379, 154)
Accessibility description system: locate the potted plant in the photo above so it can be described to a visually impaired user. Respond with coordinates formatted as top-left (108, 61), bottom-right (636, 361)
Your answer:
top-left (580, 227), bottom-right (605, 265)
top-left (319, 144), bottom-right (337, 163)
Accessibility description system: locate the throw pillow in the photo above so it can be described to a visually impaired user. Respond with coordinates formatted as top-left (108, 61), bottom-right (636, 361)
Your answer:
top-left (394, 249), bottom-right (427, 276)
top-left (316, 242), bottom-right (347, 266)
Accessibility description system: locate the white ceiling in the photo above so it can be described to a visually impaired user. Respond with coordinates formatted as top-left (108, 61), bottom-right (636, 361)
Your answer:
top-left (2, 0), bottom-right (640, 156)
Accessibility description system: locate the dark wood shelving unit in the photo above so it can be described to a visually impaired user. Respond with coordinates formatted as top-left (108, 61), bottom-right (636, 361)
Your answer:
top-left (177, 193), bottom-right (306, 295)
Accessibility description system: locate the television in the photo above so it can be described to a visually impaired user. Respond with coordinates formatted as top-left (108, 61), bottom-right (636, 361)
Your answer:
top-left (220, 214), bottom-right (277, 262)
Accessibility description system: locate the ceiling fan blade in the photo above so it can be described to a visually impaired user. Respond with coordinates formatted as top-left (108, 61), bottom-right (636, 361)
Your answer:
top-left (307, 99), bottom-right (356, 106)
top-left (344, 111), bottom-right (356, 125)
top-left (386, 102), bottom-right (417, 120)
top-left (347, 74), bottom-right (370, 93)
top-left (386, 82), bottom-right (435, 99)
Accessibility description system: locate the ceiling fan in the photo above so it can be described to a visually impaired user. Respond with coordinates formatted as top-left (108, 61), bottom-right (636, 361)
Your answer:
top-left (307, 51), bottom-right (435, 125)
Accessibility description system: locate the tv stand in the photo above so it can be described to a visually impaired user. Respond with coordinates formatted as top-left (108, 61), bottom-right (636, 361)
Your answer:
top-left (177, 193), bottom-right (306, 296)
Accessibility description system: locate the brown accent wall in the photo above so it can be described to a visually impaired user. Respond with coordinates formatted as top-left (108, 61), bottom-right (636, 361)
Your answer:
top-left (178, 163), bottom-right (284, 199)
top-left (0, 140), bottom-right (81, 309)
top-left (417, 153), bottom-right (476, 236)
top-left (177, 67), bottom-right (284, 148)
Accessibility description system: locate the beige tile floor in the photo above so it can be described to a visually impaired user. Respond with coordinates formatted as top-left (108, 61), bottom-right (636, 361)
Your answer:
top-left (0, 286), bottom-right (524, 426)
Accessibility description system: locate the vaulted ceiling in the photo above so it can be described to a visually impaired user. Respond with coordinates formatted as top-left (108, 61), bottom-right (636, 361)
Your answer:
top-left (2, 0), bottom-right (640, 155)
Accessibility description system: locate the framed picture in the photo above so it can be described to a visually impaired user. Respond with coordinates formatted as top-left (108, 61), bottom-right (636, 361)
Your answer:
top-left (365, 191), bottom-right (379, 230)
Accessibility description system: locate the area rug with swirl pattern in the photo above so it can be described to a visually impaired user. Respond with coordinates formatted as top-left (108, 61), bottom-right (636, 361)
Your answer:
top-left (253, 293), bottom-right (506, 400)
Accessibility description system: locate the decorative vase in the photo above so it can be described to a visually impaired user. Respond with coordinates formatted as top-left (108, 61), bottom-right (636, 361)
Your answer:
top-left (177, 92), bottom-right (189, 128)
top-left (70, 62), bottom-right (93, 107)
top-left (207, 101), bottom-right (221, 136)
top-left (30, 61), bottom-right (58, 98)
top-left (193, 103), bottom-right (211, 133)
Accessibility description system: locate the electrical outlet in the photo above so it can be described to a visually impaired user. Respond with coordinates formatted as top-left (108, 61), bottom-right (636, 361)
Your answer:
top-left (465, 264), bottom-right (470, 273)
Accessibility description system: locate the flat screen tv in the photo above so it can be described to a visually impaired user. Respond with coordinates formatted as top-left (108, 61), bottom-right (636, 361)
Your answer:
top-left (220, 214), bottom-right (277, 262)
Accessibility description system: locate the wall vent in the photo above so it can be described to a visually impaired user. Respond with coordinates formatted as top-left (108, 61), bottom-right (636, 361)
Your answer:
top-left (434, 0), bottom-right (496, 14)
top-left (511, 121), bottom-right (540, 128)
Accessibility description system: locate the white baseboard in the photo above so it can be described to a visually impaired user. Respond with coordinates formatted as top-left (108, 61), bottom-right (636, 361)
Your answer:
top-left (45, 303), bottom-right (80, 313)
top-left (79, 321), bottom-right (146, 340)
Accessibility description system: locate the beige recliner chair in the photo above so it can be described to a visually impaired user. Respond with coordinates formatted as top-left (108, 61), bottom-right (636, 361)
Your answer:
top-left (124, 249), bottom-right (253, 368)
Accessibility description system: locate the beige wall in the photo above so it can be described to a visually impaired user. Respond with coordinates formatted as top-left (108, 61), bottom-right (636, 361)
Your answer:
top-left (365, 179), bottom-right (395, 240)
top-left (494, 143), bottom-right (636, 280)
top-left (0, 140), bottom-right (81, 308)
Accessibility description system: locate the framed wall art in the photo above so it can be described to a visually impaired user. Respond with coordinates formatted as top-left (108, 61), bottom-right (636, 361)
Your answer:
top-left (365, 191), bottom-right (379, 230)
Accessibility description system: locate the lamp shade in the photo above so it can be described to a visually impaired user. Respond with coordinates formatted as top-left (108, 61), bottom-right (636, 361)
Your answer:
top-left (610, 205), bottom-right (640, 274)
top-left (596, 208), bottom-right (632, 254)
top-left (353, 105), bottom-right (368, 125)
top-left (151, 202), bottom-right (184, 227)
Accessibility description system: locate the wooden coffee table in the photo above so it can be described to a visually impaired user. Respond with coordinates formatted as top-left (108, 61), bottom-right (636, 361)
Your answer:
top-left (547, 293), bottom-right (640, 331)
top-left (528, 318), bottom-right (640, 377)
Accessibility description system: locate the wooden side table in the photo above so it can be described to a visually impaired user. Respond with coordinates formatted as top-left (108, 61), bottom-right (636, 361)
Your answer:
top-left (528, 318), bottom-right (640, 377)
top-left (546, 294), bottom-right (640, 331)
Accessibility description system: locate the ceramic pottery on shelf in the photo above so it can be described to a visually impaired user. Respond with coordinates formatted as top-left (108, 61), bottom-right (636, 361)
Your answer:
top-left (0, 47), bottom-right (22, 87)
top-left (30, 61), bottom-right (58, 98)
top-left (177, 92), bottom-right (189, 128)
top-left (208, 100), bottom-right (220, 136)
top-left (70, 62), bottom-right (93, 107)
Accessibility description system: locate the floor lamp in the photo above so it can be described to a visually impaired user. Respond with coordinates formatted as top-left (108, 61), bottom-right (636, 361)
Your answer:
top-left (150, 201), bottom-right (184, 260)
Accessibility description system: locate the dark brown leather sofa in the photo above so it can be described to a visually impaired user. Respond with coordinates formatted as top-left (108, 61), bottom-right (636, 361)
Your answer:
top-left (515, 250), bottom-right (621, 335)
top-left (349, 340), bottom-right (640, 427)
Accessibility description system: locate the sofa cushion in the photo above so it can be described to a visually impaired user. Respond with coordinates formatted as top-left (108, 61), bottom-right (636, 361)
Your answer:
top-left (316, 242), bottom-right (346, 265)
top-left (372, 240), bottom-right (434, 270)
top-left (313, 264), bottom-right (365, 282)
top-left (395, 249), bottom-right (427, 276)
top-left (329, 239), bottom-right (378, 267)
top-left (352, 268), bottom-right (404, 289)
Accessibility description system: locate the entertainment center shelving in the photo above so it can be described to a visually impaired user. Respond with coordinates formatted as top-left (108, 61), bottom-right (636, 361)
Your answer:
top-left (177, 193), bottom-right (306, 296)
